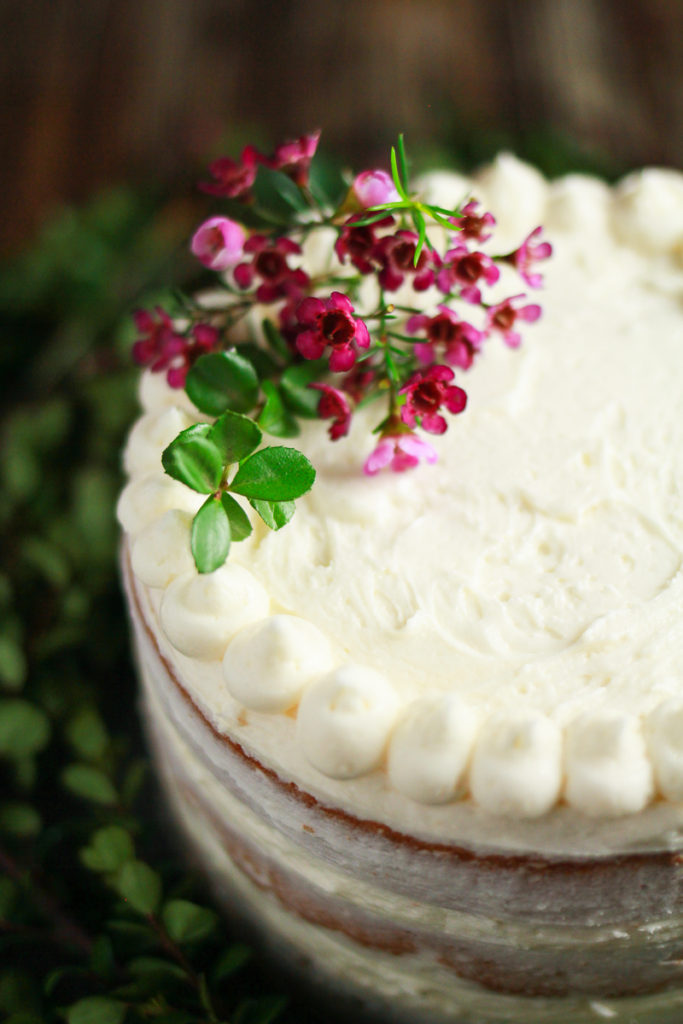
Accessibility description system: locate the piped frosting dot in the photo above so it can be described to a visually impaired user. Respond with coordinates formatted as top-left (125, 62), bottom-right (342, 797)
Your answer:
top-left (544, 174), bottom-right (611, 235)
top-left (474, 154), bottom-right (547, 246)
top-left (564, 711), bottom-right (654, 818)
top-left (222, 615), bottom-right (334, 713)
top-left (297, 665), bottom-right (399, 779)
top-left (116, 474), bottom-right (203, 536)
top-left (646, 699), bottom-right (683, 801)
top-left (160, 566), bottom-right (270, 661)
top-left (611, 168), bottom-right (683, 255)
top-left (131, 509), bottom-right (194, 589)
top-left (387, 695), bottom-right (477, 805)
top-left (469, 711), bottom-right (562, 819)
top-left (124, 407), bottom-right (197, 478)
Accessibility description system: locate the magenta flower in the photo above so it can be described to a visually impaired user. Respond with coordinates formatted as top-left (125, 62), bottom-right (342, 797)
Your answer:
top-left (373, 230), bottom-right (435, 292)
top-left (406, 306), bottom-right (486, 370)
top-left (352, 169), bottom-right (400, 208)
top-left (190, 216), bottom-right (246, 271)
top-left (436, 244), bottom-right (500, 303)
top-left (132, 307), bottom-right (185, 373)
top-left (450, 200), bottom-right (496, 243)
top-left (233, 235), bottom-right (309, 303)
top-left (268, 130), bottom-right (321, 187)
top-left (295, 292), bottom-right (370, 372)
top-left (309, 383), bottom-right (352, 440)
top-left (199, 145), bottom-right (261, 199)
top-left (505, 226), bottom-right (553, 288)
top-left (335, 214), bottom-right (393, 275)
top-left (364, 432), bottom-right (438, 475)
top-left (399, 365), bottom-right (467, 435)
top-left (485, 294), bottom-right (541, 348)
top-left (165, 323), bottom-right (220, 389)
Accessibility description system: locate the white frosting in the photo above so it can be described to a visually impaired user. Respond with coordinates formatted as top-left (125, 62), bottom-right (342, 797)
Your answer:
top-left (564, 712), bottom-right (654, 817)
top-left (611, 168), bottom-right (683, 255)
top-left (159, 566), bottom-right (270, 660)
top-left (469, 711), bottom-right (562, 819)
top-left (131, 508), bottom-right (194, 589)
top-left (120, 158), bottom-right (683, 818)
top-left (646, 698), bottom-right (683, 801)
top-left (138, 368), bottom-right (199, 415)
top-left (123, 406), bottom-right (196, 478)
top-left (387, 695), bottom-right (477, 804)
top-left (116, 474), bottom-right (203, 535)
top-left (222, 615), bottom-right (334, 713)
top-left (296, 665), bottom-right (399, 779)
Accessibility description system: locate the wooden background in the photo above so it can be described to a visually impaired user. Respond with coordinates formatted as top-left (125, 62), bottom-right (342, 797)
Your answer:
top-left (2, 0), bottom-right (682, 256)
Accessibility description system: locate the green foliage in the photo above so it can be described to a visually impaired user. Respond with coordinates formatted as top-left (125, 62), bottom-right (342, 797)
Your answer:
top-left (231, 448), bottom-right (316, 501)
top-left (191, 496), bottom-right (233, 573)
top-left (185, 351), bottom-right (259, 416)
top-left (161, 425), bottom-right (224, 494)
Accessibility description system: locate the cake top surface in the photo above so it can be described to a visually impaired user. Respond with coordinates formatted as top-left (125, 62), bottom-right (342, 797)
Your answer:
top-left (119, 151), bottom-right (683, 824)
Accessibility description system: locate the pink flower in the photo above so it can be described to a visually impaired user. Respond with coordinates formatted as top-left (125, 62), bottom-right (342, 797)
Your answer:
top-left (268, 130), bottom-right (321, 187)
top-left (436, 245), bottom-right (500, 303)
top-left (335, 214), bottom-right (393, 275)
top-left (373, 230), bottom-right (435, 292)
top-left (190, 216), bottom-right (246, 271)
top-left (505, 226), bottom-right (553, 288)
top-left (165, 323), bottom-right (220, 388)
top-left (309, 383), bottom-right (352, 440)
top-left (199, 145), bottom-right (261, 199)
top-left (485, 294), bottom-right (541, 348)
top-left (233, 235), bottom-right (309, 303)
top-left (399, 365), bottom-right (467, 435)
top-left (406, 306), bottom-right (486, 370)
top-left (364, 432), bottom-right (438, 475)
top-left (450, 200), bottom-right (496, 243)
top-left (295, 292), bottom-right (370, 372)
top-left (352, 169), bottom-right (400, 208)
top-left (132, 307), bottom-right (185, 373)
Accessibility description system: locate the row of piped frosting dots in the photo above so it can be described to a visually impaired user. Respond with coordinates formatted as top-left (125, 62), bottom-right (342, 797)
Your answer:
top-left (117, 386), bottom-right (683, 820)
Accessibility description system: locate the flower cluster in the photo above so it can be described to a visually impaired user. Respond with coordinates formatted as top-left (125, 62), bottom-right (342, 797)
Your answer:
top-left (131, 132), bottom-right (551, 570)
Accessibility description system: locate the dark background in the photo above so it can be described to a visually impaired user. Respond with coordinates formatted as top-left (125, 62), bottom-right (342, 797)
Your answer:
top-left (3, 0), bottom-right (683, 257)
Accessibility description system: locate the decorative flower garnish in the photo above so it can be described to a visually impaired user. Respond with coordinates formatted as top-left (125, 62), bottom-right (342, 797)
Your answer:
top-left (399, 366), bottom-right (467, 434)
top-left (406, 307), bottom-right (486, 369)
top-left (485, 295), bottom-right (542, 348)
top-left (309, 383), bottom-right (352, 440)
top-left (132, 132), bottom-right (551, 571)
top-left (364, 432), bottom-right (438, 475)
top-left (191, 216), bottom-right (246, 271)
top-left (436, 245), bottom-right (500, 303)
top-left (295, 292), bottom-right (370, 371)
top-left (504, 227), bottom-right (553, 288)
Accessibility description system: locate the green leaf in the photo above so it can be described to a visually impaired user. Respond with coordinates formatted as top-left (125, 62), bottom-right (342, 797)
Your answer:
top-left (397, 132), bottom-right (409, 190)
top-left (279, 359), bottom-right (328, 417)
top-left (0, 700), bottom-right (50, 758)
top-left (237, 340), bottom-right (280, 378)
top-left (162, 424), bottom-right (223, 494)
top-left (185, 350), bottom-right (259, 416)
top-left (89, 934), bottom-right (116, 978)
top-left (231, 447), bottom-right (315, 501)
top-left (261, 318), bottom-right (291, 361)
top-left (252, 166), bottom-right (308, 223)
top-left (208, 409), bottom-right (261, 465)
top-left (0, 636), bottom-right (27, 690)
top-left (191, 496), bottom-right (231, 573)
top-left (234, 995), bottom-right (288, 1024)
top-left (258, 381), bottom-right (300, 438)
top-left (161, 899), bottom-right (219, 944)
top-left (80, 826), bottom-right (135, 873)
top-left (115, 859), bottom-right (162, 915)
top-left (220, 493), bottom-right (253, 541)
top-left (308, 152), bottom-right (348, 209)
top-left (390, 144), bottom-right (408, 200)
top-left (412, 208), bottom-right (427, 266)
top-left (128, 956), bottom-right (186, 981)
top-left (65, 705), bottom-right (109, 761)
top-left (62, 764), bottom-right (118, 805)
top-left (248, 498), bottom-right (295, 531)
top-left (0, 802), bottom-right (41, 838)
top-left (211, 943), bottom-right (252, 982)
top-left (66, 996), bottom-right (126, 1024)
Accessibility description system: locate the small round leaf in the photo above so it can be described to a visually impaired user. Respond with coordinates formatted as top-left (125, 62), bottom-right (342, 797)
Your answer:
top-left (115, 860), bottom-right (162, 916)
top-left (162, 425), bottom-right (223, 494)
top-left (80, 826), bottom-right (134, 873)
top-left (185, 351), bottom-right (259, 416)
top-left (161, 899), bottom-right (219, 944)
top-left (66, 997), bottom-right (126, 1024)
top-left (230, 447), bottom-right (315, 501)
top-left (248, 498), bottom-right (295, 532)
top-left (0, 700), bottom-right (50, 758)
top-left (208, 410), bottom-right (262, 465)
top-left (258, 382), bottom-right (300, 438)
top-left (280, 360), bottom-right (328, 417)
top-left (62, 764), bottom-right (118, 805)
top-left (191, 497), bottom-right (231, 574)
top-left (220, 493), bottom-right (253, 541)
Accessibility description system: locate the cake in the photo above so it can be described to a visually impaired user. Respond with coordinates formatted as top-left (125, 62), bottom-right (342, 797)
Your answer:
top-left (118, 151), bottom-right (683, 1023)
